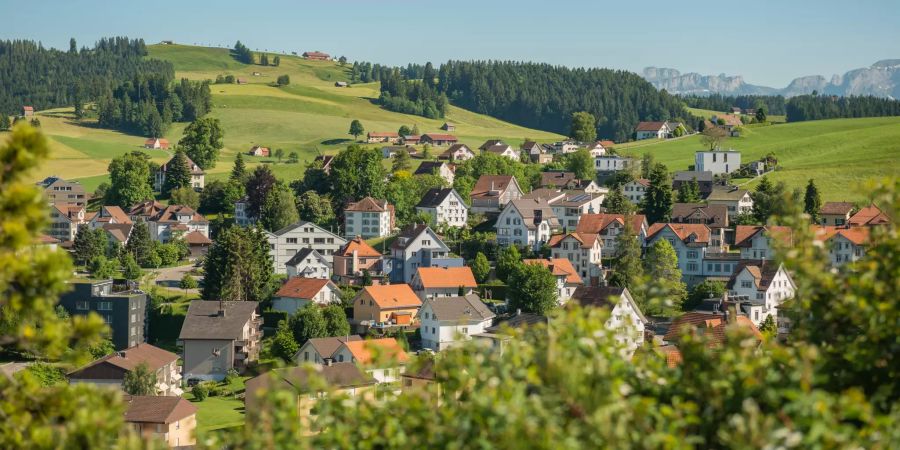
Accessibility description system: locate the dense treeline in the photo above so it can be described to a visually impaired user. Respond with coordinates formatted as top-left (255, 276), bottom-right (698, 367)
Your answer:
top-left (349, 61), bottom-right (426, 84)
top-left (786, 94), bottom-right (900, 122)
top-left (437, 61), bottom-right (690, 142)
top-left (0, 37), bottom-right (173, 115)
top-left (97, 76), bottom-right (212, 137)
top-left (680, 93), bottom-right (787, 115)
top-left (380, 62), bottom-right (448, 119)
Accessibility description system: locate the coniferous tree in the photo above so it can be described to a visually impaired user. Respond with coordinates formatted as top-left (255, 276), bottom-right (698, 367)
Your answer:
top-left (125, 221), bottom-right (154, 267)
top-left (245, 165), bottom-right (277, 220)
top-left (641, 163), bottom-right (673, 224)
top-left (0, 114), bottom-right (11, 130)
top-left (231, 153), bottom-right (247, 183)
top-left (202, 225), bottom-right (273, 302)
top-left (392, 149), bottom-right (412, 172)
top-left (232, 41), bottom-right (254, 64)
top-left (601, 188), bottom-right (634, 215)
top-left (271, 320), bottom-right (298, 362)
top-left (752, 177), bottom-right (788, 224)
top-left (73, 226), bottom-right (104, 265)
top-left (162, 150), bottom-right (191, 195)
top-left (643, 239), bottom-right (687, 316)
top-left (608, 218), bottom-right (644, 298)
top-left (273, 55), bottom-right (280, 67)
top-left (804, 179), bottom-right (822, 223)
top-left (676, 178), bottom-right (702, 203)
top-left (121, 253), bottom-right (142, 280)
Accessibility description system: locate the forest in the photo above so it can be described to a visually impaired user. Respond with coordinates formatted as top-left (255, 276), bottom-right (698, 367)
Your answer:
top-left (97, 76), bottom-right (212, 137)
top-left (0, 37), bottom-right (173, 116)
top-left (785, 94), bottom-right (900, 122)
top-left (680, 93), bottom-right (787, 115)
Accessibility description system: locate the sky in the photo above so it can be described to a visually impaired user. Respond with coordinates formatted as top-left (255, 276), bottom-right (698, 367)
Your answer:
top-left (4, 0), bottom-right (900, 87)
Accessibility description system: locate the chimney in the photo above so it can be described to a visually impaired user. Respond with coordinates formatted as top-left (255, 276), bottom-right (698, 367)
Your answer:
top-left (117, 351), bottom-right (126, 358)
top-left (324, 358), bottom-right (334, 367)
top-left (218, 299), bottom-right (226, 317)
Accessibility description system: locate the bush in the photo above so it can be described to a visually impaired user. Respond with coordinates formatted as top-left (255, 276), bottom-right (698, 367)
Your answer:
top-left (276, 75), bottom-right (290, 86)
top-left (223, 368), bottom-right (239, 385)
top-left (191, 384), bottom-right (209, 401)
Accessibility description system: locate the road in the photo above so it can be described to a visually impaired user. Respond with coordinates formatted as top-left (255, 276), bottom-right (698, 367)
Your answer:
top-left (151, 263), bottom-right (201, 294)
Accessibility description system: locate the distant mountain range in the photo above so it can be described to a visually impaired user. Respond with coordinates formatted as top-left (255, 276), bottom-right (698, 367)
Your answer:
top-left (642, 60), bottom-right (900, 99)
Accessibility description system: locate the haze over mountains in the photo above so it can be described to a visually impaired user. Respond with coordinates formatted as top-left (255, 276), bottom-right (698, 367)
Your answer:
top-left (643, 60), bottom-right (900, 98)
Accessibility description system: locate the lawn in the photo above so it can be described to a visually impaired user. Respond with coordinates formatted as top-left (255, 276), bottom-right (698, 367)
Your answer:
top-left (615, 116), bottom-right (900, 202)
top-left (185, 375), bottom-right (251, 434)
top-left (686, 107), bottom-right (786, 123)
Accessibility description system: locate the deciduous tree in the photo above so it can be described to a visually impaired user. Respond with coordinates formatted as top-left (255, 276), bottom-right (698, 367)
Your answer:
top-left (290, 304), bottom-right (327, 345)
top-left (508, 262), bottom-right (557, 315)
top-left (260, 184), bottom-right (300, 232)
top-left (105, 151), bottom-right (153, 207)
top-left (178, 117), bottom-right (224, 169)
top-left (348, 120), bottom-right (364, 140)
top-left (699, 126), bottom-right (727, 150)
top-left (471, 252), bottom-right (490, 283)
top-left (643, 239), bottom-right (687, 316)
top-left (494, 245), bottom-right (521, 283)
top-left (566, 148), bottom-right (594, 180)
top-left (569, 111), bottom-right (597, 143)
top-left (123, 362), bottom-right (157, 395)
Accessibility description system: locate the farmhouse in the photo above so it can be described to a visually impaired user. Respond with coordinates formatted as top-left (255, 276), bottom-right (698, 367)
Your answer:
top-left (420, 133), bottom-right (458, 146)
top-left (634, 121), bottom-right (680, 140)
top-left (302, 51), bottom-right (330, 60)
top-left (367, 132), bottom-right (401, 144)
top-left (483, 143), bottom-right (520, 161)
top-left (819, 202), bottom-right (855, 226)
top-left (22, 105), bottom-right (34, 116)
top-left (441, 122), bottom-right (456, 131)
top-left (143, 138), bottom-right (170, 150)
top-left (335, 81), bottom-right (349, 87)
top-left (402, 135), bottom-right (421, 145)
top-left (344, 197), bottom-right (394, 239)
top-left (248, 145), bottom-right (270, 157)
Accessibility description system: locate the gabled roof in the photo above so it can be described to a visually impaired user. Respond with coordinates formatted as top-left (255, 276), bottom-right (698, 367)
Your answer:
top-left (707, 186), bottom-right (750, 202)
top-left (479, 139), bottom-right (505, 151)
top-left (285, 248), bottom-right (328, 267)
top-left (390, 224), bottom-right (447, 252)
top-left (813, 226), bottom-right (871, 246)
top-left (820, 201), bottom-right (855, 216)
top-left (161, 153), bottom-right (204, 175)
top-left (471, 175), bottom-right (520, 198)
top-left (341, 338), bottom-right (409, 364)
top-left (733, 225), bottom-right (793, 248)
top-left (367, 132), bottom-right (400, 138)
top-left (647, 223), bottom-right (711, 245)
top-left (271, 221), bottom-right (346, 242)
top-left (151, 204), bottom-right (209, 224)
top-left (128, 200), bottom-right (166, 218)
top-left (549, 191), bottom-right (603, 208)
top-left (124, 396), bottom-right (197, 424)
top-left (548, 232), bottom-right (600, 249)
top-left (726, 261), bottom-right (792, 292)
top-left (275, 277), bottom-right (333, 300)
top-left (184, 230), bottom-right (212, 245)
top-left (671, 203), bottom-right (729, 229)
top-left (576, 214), bottom-right (647, 235)
top-left (540, 171), bottom-right (577, 187)
top-left (422, 133), bottom-right (457, 141)
top-left (414, 161), bottom-right (450, 177)
top-left (69, 343), bottom-right (178, 376)
top-left (598, 140), bottom-right (616, 148)
top-left (848, 204), bottom-right (890, 226)
top-left (415, 267), bottom-right (477, 289)
top-left (627, 178), bottom-right (651, 187)
top-left (484, 313), bottom-right (547, 333)
top-left (570, 285), bottom-right (648, 324)
top-left (179, 301), bottom-right (258, 340)
top-left (663, 312), bottom-right (762, 344)
top-left (424, 294), bottom-right (494, 322)
top-left (485, 143), bottom-right (515, 154)
top-left (102, 223), bottom-right (134, 243)
top-left (246, 363), bottom-right (376, 395)
top-left (360, 284), bottom-right (422, 309)
top-left (338, 236), bottom-right (383, 257)
top-left (635, 121), bottom-right (668, 132)
top-left (523, 258), bottom-right (583, 284)
top-left (299, 335), bottom-right (362, 360)
top-left (673, 171), bottom-right (714, 182)
top-left (416, 188), bottom-right (463, 209)
top-left (521, 141), bottom-right (542, 152)
top-left (440, 143), bottom-right (474, 157)
top-left (345, 197), bottom-right (390, 213)
top-left (52, 202), bottom-right (85, 219)
top-left (506, 198), bottom-right (560, 230)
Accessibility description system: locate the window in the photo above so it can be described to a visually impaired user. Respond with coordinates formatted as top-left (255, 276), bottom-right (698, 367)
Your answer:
top-left (461, 327), bottom-right (468, 334)
top-left (687, 251), bottom-right (698, 259)
top-left (287, 238), bottom-right (297, 244)
top-left (741, 280), bottom-right (752, 288)
top-left (76, 301), bottom-right (89, 310)
top-left (686, 263), bottom-right (698, 271)
top-left (97, 301), bottom-right (113, 311)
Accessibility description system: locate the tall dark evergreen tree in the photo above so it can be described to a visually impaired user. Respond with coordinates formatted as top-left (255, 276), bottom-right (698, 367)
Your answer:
top-left (601, 188), bottom-right (634, 215)
top-left (202, 225), bottom-right (274, 302)
top-left (162, 150), bottom-right (192, 195)
top-left (804, 179), bottom-right (822, 223)
top-left (641, 163), bottom-right (673, 224)
top-left (232, 41), bottom-right (254, 64)
top-left (245, 165), bottom-right (278, 220)
top-left (125, 221), bottom-right (154, 267)
top-left (231, 153), bottom-right (247, 183)
top-left (676, 178), bottom-right (701, 203)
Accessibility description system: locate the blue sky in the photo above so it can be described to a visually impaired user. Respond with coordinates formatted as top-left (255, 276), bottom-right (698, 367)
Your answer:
top-left (4, 0), bottom-right (899, 87)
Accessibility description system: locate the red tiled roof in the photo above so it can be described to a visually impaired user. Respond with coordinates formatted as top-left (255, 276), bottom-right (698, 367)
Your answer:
top-left (342, 338), bottom-right (409, 364)
top-left (276, 277), bottom-right (332, 299)
top-left (415, 267), bottom-right (477, 288)
top-left (422, 133), bottom-right (458, 141)
top-left (733, 225), bottom-right (793, 248)
top-left (598, 140), bottom-right (616, 148)
top-left (471, 175), bottom-right (518, 198)
top-left (576, 214), bottom-right (647, 235)
top-left (635, 121), bottom-right (667, 132)
top-left (849, 204), bottom-right (890, 226)
top-left (523, 258), bottom-right (583, 284)
top-left (647, 223), bottom-right (711, 244)
top-left (548, 232), bottom-right (599, 249)
top-left (361, 284), bottom-right (422, 309)
top-left (184, 230), bottom-right (212, 245)
top-left (813, 226), bottom-right (871, 246)
top-left (124, 396), bottom-right (197, 424)
top-left (69, 343), bottom-right (178, 375)
top-left (346, 197), bottom-right (390, 212)
top-left (339, 236), bottom-right (383, 257)
top-left (368, 132), bottom-right (399, 138)
top-left (663, 312), bottom-right (762, 345)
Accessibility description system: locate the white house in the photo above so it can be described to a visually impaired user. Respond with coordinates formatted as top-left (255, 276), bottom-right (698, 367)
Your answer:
top-left (154, 154), bottom-right (205, 191)
top-left (273, 277), bottom-right (341, 314)
top-left (332, 338), bottom-right (409, 383)
top-left (87, 206), bottom-right (132, 230)
top-left (695, 150), bottom-right (741, 175)
top-left (635, 121), bottom-right (674, 140)
top-left (415, 188), bottom-right (469, 228)
top-left (587, 141), bottom-right (608, 157)
top-left (548, 232), bottom-right (603, 285)
top-left (419, 294), bottom-right (496, 351)
top-left (495, 198), bottom-right (560, 251)
top-left (594, 156), bottom-right (634, 174)
top-left (234, 198), bottom-right (254, 226)
top-left (622, 179), bottom-right (650, 205)
top-left (439, 144), bottom-right (476, 161)
top-left (552, 140), bottom-right (580, 154)
top-left (575, 214), bottom-right (648, 258)
top-left (413, 161), bottom-right (455, 185)
top-left (548, 191), bottom-right (606, 230)
top-left (389, 224), bottom-right (464, 283)
top-left (49, 203), bottom-right (86, 242)
top-left (285, 248), bottom-right (331, 279)
top-left (294, 335), bottom-right (362, 365)
top-left (727, 262), bottom-right (796, 326)
top-left (523, 258), bottom-right (583, 304)
top-left (707, 187), bottom-right (754, 219)
top-left (267, 222), bottom-right (348, 275)
top-left (734, 225), bottom-right (793, 261)
top-left (344, 197), bottom-right (394, 239)
top-left (570, 286), bottom-right (648, 356)
top-left (814, 226), bottom-right (870, 267)
top-left (410, 266), bottom-right (478, 301)
top-left (470, 175), bottom-right (523, 214)
top-left (146, 205), bottom-right (209, 243)
top-left (645, 223), bottom-right (715, 281)
top-left (482, 143), bottom-right (520, 161)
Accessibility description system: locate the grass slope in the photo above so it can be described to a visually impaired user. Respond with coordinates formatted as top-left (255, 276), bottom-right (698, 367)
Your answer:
top-left (616, 117), bottom-right (900, 202)
top-left (14, 44), bottom-right (561, 189)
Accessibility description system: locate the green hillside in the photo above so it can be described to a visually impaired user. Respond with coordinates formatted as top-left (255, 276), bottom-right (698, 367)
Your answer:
top-left (615, 117), bottom-right (900, 202)
top-left (18, 44), bottom-right (563, 190)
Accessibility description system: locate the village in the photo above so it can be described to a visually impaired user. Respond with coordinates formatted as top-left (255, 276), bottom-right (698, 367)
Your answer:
top-left (13, 104), bottom-right (891, 446)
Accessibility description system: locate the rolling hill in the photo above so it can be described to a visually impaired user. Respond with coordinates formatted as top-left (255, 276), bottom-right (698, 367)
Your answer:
top-left (18, 44), bottom-right (563, 191)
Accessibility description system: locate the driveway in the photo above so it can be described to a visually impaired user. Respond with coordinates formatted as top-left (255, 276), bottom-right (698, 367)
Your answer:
top-left (152, 263), bottom-right (201, 294)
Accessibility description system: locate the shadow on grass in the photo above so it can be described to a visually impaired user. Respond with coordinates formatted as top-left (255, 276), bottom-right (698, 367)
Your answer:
top-left (320, 138), bottom-right (352, 146)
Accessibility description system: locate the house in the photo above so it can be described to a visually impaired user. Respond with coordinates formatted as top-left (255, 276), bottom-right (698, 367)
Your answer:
top-left (587, 141), bottom-right (608, 157)
top-left (416, 188), bottom-right (469, 228)
top-left (178, 301), bottom-right (261, 381)
top-left (389, 224), bottom-right (463, 283)
top-left (646, 223), bottom-right (717, 282)
top-left (402, 135), bottom-right (421, 145)
top-left (521, 141), bottom-right (550, 163)
top-left (38, 177), bottom-right (88, 206)
top-left (351, 284), bottom-right (422, 328)
top-left (314, 154), bottom-right (335, 174)
top-left (662, 309), bottom-right (762, 346)
top-left (87, 205), bottom-right (132, 230)
top-left (671, 203), bottom-right (729, 249)
top-left (302, 51), bottom-right (330, 60)
top-left (146, 205), bottom-right (209, 243)
top-left (727, 261), bottom-right (796, 326)
top-left (749, 160), bottom-right (767, 176)
top-left (68, 343), bottom-right (182, 396)
top-left (59, 279), bottom-right (148, 350)
top-left (420, 133), bottom-right (458, 146)
top-left (440, 122), bottom-right (456, 131)
top-left (381, 145), bottom-right (408, 158)
top-left (731, 107), bottom-right (743, 114)
top-left (127, 200), bottom-right (165, 222)
top-left (367, 132), bottom-right (401, 144)
top-left (819, 202), bottom-right (855, 226)
top-left (539, 171), bottom-right (579, 190)
top-left (48, 202), bottom-right (86, 242)
top-left (35, 233), bottom-right (61, 251)
top-left (524, 258), bottom-right (583, 304)
top-left (267, 221), bottom-right (348, 275)
top-left (248, 145), bottom-right (270, 157)
top-left (438, 143), bottom-right (475, 161)
top-left (575, 214), bottom-right (648, 257)
top-left (344, 197), bottom-right (394, 239)
top-left (482, 143), bottom-right (520, 161)
top-left (285, 248), bottom-right (331, 279)
top-left (234, 198), bottom-right (254, 226)
top-left (100, 223), bottom-right (134, 248)
top-left (419, 294), bottom-right (495, 350)
top-left (294, 335), bottom-right (362, 365)
top-left (547, 191), bottom-right (605, 230)
top-left (552, 140), bottom-right (580, 154)
top-left (734, 225), bottom-right (793, 261)
top-left (22, 105), bottom-right (34, 116)
top-left (124, 396), bottom-right (197, 447)
top-left (813, 226), bottom-right (870, 267)
top-left (400, 358), bottom-right (437, 393)
top-left (154, 154), bottom-right (205, 191)
top-left (473, 312), bottom-right (548, 353)
top-left (848, 204), bottom-right (890, 227)
top-left (695, 150), bottom-right (741, 175)
top-left (635, 121), bottom-right (674, 140)
top-left (548, 232), bottom-right (603, 285)
top-left (143, 138), bottom-right (170, 150)
top-left (710, 114), bottom-right (743, 133)
top-left (414, 161), bottom-right (455, 184)
top-left (332, 338), bottom-right (409, 383)
top-left (273, 277), bottom-right (341, 314)
top-left (333, 237), bottom-right (386, 285)
top-left (672, 171), bottom-right (715, 198)
top-left (244, 363), bottom-right (376, 431)
top-left (623, 178), bottom-right (650, 205)
top-left (470, 175), bottom-right (523, 214)
top-left (411, 266), bottom-right (478, 300)
top-left (184, 230), bottom-right (213, 258)
top-left (570, 286), bottom-right (648, 355)
top-left (495, 198), bottom-right (560, 250)
top-left (594, 155), bottom-right (634, 175)
top-left (335, 81), bottom-right (349, 87)
top-left (707, 186), bottom-right (754, 218)
top-left (478, 140), bottom-right (505, 151)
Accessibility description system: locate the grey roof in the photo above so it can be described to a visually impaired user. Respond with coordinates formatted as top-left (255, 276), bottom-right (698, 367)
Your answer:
top-left (673, 171), bottom-right (714, 182)
top-left (179, 301), bottom-right (258, 340)
top-left (485, 313), bottom-right (547, 333)
top-left (297, 335), bottom-right (362, 360)
top-left (507, 198), bottom-right (560, 230)
top-left (285, 248), bottom-right (327, 267)
top-left (479, 139), bottom-right (505, 151)
top-left (271, 221), bottom-right (346, 242)
top-left (570, 285), bottom-right (648, 324)
top-left (671, 203), bottom-right (729, 229)
top-left (246, 362), bottom-right (376, 394)
top-left (521, 141), bottom-right (541, 152)
top-left (425, 294), bottom-right (495, 322)
top-left (707, 186), bottom-right (750, 201)
top-left (414, 161), bottom-right (448, 176)
top-left (416, 188), bottom-right (458, 209)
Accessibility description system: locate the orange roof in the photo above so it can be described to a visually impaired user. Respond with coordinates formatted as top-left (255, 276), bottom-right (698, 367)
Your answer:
top-left (664, 312), bottom-right (762, 345)
top-left (548, 232), bottom-right (599, 249)
top-left (813, 226), bottom-right (871, 246)
top-left (647, 223), bottom-right (711, 244)
top-left (598, 140), bottom-right (616, 148)
top-left (339, 236), bottom-right (383, 257)
top-left (849, 204), bottom-right (890, 226)
top-left (523, 258), bottom-right (583, 284)
top-left (415, 267), bottom-right (477, 288)
top-left (346, 197), bottom-right (390, 212)
top-left (342, 338), bottom-right (409, 365)
top-left (733, 225), bottom-right (793, 248)
top-left (275, 277), bottom-right (332, 299)
top-left (576, 214), bottom-right (646, 235)
top-left (361, 284), bottom-right (422, 309)
top-left (368, 132), bottom-right (399, 138)
top-left (184, 230), bottom-right (212, 245)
